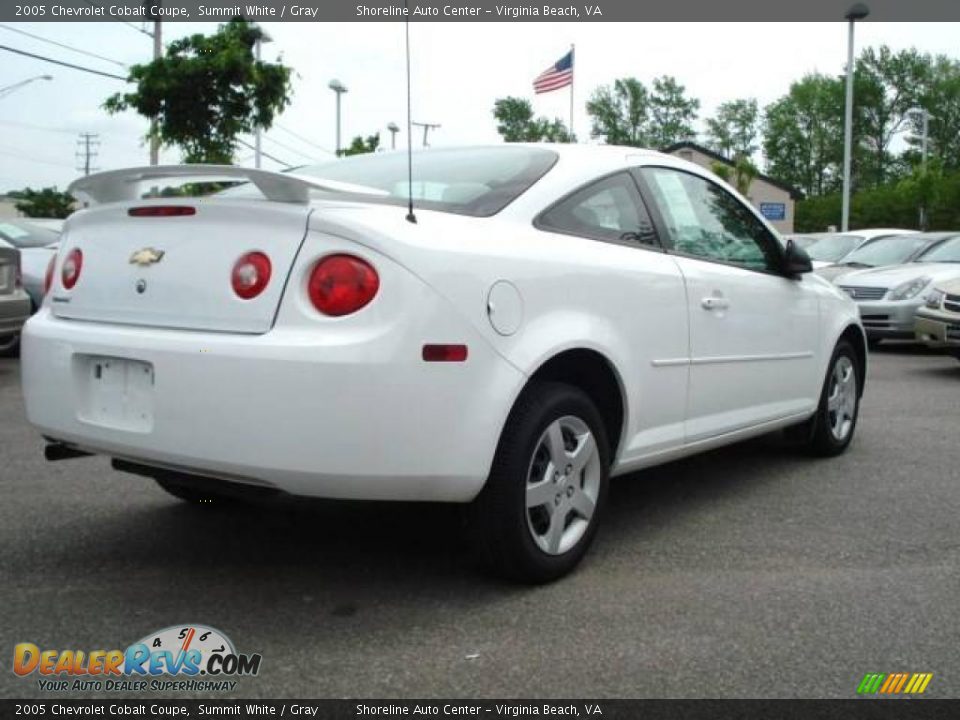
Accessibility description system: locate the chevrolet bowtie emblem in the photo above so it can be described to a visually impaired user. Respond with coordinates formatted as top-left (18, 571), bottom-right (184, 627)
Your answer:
top-left (129, 248), bottom-right (165, 266)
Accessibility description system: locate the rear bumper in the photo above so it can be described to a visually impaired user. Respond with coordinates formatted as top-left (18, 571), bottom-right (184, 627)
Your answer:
top-left (915, 309), bottom-right (960, 350)
top-left (0, 291), bottom-right (31, 337)
top-left (21, 308), bottom-right (525, 502)
top-left (856, 299), bottom-right (922, 339)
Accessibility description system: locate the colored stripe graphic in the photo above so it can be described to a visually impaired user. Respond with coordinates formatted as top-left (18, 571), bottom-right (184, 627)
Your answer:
top-left (857, 672), bottom-right (932, 694)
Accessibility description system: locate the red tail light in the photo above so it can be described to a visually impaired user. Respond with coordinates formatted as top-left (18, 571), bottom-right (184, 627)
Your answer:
top-left (61, 248), bottom-right (82, 290)
top-left (128, 206), bottom-right (196, 217)
top-left (307, 254), bottom-right (380, 316)
top-left (44, 255), bottom-right (55, 295)
top-left (231, 251), bottom-right (272, 299)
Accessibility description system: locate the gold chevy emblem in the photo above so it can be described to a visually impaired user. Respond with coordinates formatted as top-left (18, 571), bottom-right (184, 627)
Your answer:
top-left (129, 248), bottom-right (165, 267)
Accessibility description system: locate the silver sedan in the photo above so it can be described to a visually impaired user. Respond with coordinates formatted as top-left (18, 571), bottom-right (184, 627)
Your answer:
top-left (0, 238), bottom-right (32, 356)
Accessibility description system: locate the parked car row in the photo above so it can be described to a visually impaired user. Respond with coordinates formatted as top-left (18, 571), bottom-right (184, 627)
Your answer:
top-left (0, 219), bottom-right (61, 356)
top-left (796, 229), bottom-right (960, 358)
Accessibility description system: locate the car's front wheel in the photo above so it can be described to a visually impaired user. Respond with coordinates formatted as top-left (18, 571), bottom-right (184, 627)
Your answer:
top-left (466, 381), bottom-right (610, 584)
top-left (0, 333), bottom-right (20, 358)
top-left (805, 339), bottom-right (861, 456)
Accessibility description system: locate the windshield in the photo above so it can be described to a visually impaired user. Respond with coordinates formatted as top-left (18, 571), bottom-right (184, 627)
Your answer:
top-left (806, 234), bottom-right (863, 262)
top-left (841, 234), bottom-right (931, 267)
top-left (0, 221), bottom-right (60, 249)
top-left (916, 236), bottom-right (960, 263)
top-left (224, 146), bottom-right (558, 217)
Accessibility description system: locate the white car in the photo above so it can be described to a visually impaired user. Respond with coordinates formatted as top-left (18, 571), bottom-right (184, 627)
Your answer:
top-left (22, 145), bottom-right (866, 582)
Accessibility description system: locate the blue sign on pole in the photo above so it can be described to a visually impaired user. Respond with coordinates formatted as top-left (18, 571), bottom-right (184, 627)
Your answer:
top-left (760, 202), bottom-right (786, 221)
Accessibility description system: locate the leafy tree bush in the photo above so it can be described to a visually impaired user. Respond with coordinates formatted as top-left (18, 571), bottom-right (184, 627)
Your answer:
top-left (9, 187), bottom-right (75, 218)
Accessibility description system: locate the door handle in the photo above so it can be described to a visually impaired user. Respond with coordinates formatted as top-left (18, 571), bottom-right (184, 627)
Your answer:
top-left (701, 296), bottom-right (730, 311)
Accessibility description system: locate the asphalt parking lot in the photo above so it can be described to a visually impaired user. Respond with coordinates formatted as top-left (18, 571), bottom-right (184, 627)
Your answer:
top-left (1, 345), bottom-right (958, 700)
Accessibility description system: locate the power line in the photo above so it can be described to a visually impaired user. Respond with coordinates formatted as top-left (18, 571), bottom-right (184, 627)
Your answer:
top-left (274, 124), bottom-right (335, 156)
top-left (84, 1), bottom-right (154, 37)
top-left (0, 24), bottom-right (127, 68)
top-left (235, 138), bottom-right (294, 168)
top-left (0, 45), bottom-right (127, 81)
top-left (260, 134), bottom-right (319, 162)
top-left (0, 120), bottom-right (78, 136)
top-left (0, 147), bottom-right (77, 170)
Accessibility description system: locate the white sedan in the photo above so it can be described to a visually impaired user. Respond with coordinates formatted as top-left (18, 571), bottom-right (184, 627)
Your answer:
top-left (22, 145), bottom-right (866, 582)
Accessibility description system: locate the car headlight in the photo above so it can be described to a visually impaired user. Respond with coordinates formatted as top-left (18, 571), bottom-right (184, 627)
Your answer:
top-left (925, 289), bottom-right (946, 309)
top-left (888, 276), bottom-right (932, 301)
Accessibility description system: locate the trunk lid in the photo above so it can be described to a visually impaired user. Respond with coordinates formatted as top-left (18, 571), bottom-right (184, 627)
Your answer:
top-left (50, 199), bottom-right (311, 334)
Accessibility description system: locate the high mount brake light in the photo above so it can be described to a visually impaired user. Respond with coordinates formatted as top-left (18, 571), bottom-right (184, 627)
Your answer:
top-left (128, 206), bottom-right (196, 217)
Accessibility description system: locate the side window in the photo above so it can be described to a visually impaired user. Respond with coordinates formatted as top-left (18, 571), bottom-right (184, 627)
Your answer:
top-left (538, 173), bottom-right (659, 247)
top-left (641, 167), bottom-right (781, 272)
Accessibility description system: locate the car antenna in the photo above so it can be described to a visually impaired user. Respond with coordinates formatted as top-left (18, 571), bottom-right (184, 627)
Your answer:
top-left (403, 5), bottom-right (417, 224)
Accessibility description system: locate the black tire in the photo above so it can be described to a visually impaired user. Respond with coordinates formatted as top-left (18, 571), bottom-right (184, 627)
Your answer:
top-left (804, 339), bottom-right (861, 457)
top-left (0, 334), bottom-right (20, 358)
top-left (154, 477), bottom-right (234, 505)
top-left (466, 381), bottom-right (611, 584)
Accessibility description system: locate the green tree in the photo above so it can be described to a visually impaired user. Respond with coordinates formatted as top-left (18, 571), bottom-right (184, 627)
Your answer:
top-left (710, 157), bottom-right (759, 197)
top-left (338, 134), bottom-right (380, 157)
top-left (104, 18), bottom-right (292, 164)
top-left (763, 73), bottom-right (845, 197)
top-left (10, 187), bottom-right (74, 218)
top-left (648, 75), bottom-right (700, 149)
top-left (855, 46), bottom-right (931, 187)
top-left (706, 98), bottom-right (759, 159)
top-left (909, 54), bottom-right (960, 171)
top-left (586, 78), bottom-right (651, 147)
top-left (492, 97), bottom-right (571, 142)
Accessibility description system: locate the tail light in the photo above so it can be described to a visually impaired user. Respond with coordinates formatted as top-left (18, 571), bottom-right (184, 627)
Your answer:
top-left (61, 248), bottom-right (82, 290)
top-left (44, 255), bottom-right (56, 295)
top-left (231, 251), bottom-right (272, 299)
top-left (307, 254), bottom-right (379, 316)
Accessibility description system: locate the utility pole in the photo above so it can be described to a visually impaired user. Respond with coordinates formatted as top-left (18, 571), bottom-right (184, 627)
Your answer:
top-left (411, 121), bottom-right (440, 147)
top-left (143, 0), bottom-right (163, 165)
top-left (387, 122), bottom-right (399, 150)
top-left (328, 79), bottom-right (348, 155)
top-left (76, 133), bottom-right (100, 176)
top-left (841, 2), bottom-right (869, 232)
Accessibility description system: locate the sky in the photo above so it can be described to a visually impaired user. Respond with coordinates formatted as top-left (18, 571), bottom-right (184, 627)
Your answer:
top-left (1, 21), bottom-right (958, 192)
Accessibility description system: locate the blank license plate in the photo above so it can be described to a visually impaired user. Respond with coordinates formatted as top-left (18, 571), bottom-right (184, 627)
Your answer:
top-left (77, 356), bottom-right (154, 432)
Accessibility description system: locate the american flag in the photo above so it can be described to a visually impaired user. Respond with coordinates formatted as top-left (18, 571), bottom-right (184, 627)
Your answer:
top-left (533, 49), bottom-right (574, 94)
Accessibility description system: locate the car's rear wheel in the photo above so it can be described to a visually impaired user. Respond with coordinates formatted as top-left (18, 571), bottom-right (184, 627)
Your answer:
top-left (466, 381), bottom-right (610, 584)
top-left (805, 339), bottom-right (861, 456)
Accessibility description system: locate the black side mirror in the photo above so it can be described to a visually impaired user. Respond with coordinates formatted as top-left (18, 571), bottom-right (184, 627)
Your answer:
top-left (783, 238), bottom-right (813, 276)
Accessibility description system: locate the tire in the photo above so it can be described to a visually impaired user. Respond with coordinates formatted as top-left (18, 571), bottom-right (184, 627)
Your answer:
top-left (804, 340), bottom-right (861, 457)
top-left (0, 334), bottom-right (20, 358)
top-left (154, 477), bottom-right (235, 505)
top-left (466, 381), bottom-right (611, 584)
top-left (867, 337), bottom-right (881, 351)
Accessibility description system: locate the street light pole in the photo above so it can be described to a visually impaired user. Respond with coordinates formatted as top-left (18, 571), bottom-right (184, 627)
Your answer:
top-left (387, 122), bottom-right (399, 150)
top-left (0, 74), bottom-right (52, 100)
top-left (908, 106), bottom-right (932, 229)
top-left (252, 25), bottom-right (272, 169)
top-left (841, 2), bottom-right (869, 232)
top-left (328, 79), bottom-right (348, 155)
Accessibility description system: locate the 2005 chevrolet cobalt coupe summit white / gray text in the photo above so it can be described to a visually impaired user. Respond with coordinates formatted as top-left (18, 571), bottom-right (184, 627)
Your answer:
top-left (21, 145), bottom-right (866, 582)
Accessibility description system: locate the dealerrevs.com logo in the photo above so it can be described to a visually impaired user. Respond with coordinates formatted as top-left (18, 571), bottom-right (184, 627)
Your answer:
top-left (13, 624), bottom-right (261, 692)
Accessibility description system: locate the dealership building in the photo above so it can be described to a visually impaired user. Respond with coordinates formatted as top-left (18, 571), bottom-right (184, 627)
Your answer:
top-left (664, 141), bottom-right (803, 234)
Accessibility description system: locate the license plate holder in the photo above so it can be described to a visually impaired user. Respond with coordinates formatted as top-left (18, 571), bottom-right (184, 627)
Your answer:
top-left (77, 355), bottom-right (154, 432)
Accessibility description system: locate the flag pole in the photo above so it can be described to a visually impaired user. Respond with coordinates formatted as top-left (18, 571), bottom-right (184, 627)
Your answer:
top-left (569, 44), bottom-right (575, 142)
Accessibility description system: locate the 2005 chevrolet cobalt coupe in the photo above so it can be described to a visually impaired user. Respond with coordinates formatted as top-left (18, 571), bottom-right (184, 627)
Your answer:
top-left (21, 145), bottom-right (866, 582)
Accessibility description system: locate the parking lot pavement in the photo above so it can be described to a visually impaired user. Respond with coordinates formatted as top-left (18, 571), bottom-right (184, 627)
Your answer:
top-left (1, 345), bottom-right (959, 700)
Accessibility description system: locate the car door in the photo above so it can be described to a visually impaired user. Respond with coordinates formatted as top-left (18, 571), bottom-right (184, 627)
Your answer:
top-left (535, 172), bottom-right (690, 462)
top-left (636, 166), bottom-right (820, 443)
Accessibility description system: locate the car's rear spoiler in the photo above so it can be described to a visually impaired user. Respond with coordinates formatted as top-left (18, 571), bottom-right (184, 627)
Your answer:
top-left (67, 164), bottom-right (388, 205)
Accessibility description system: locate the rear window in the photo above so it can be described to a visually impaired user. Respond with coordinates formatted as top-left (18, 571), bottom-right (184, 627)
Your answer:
top-left (0, 221), bottom-right (60, 249)
top-left (223, 146), bottom-right (558, 217)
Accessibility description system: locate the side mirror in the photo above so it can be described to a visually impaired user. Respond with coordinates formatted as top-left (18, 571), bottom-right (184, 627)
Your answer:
top-left (783, 238), bottom-right (813, 276)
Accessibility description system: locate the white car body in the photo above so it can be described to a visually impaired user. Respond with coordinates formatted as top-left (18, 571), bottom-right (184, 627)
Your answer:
top-left (22, 145), bottom-right (865, 505)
